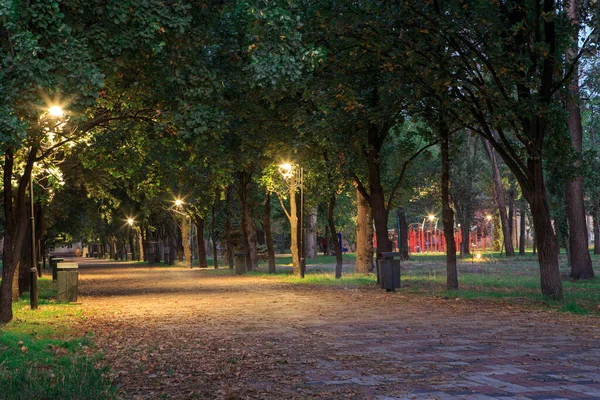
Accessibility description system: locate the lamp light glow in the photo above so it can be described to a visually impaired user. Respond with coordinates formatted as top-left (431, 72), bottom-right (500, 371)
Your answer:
top-left (48, 105), bottom-right (64, 117)
top-left (486, 215), bottom-right (492, 221)
top-left (127, 218), bottom-right (134, 226)
top-left (428, 215), bottom-right (435, 221)
top-left (175, 199), bottom-right (184, 207)
top-left (279, 163), bottom-right (294, 179)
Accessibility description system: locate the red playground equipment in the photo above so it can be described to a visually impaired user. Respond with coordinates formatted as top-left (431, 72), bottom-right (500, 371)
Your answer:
top-left (401, 223), bottom-right (492, 254)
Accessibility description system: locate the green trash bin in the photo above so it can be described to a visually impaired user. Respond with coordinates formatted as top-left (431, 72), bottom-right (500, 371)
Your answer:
top-left (56, 262), bottom-right (79, 302)
top-left (234, 253), bottom-right (246, 275)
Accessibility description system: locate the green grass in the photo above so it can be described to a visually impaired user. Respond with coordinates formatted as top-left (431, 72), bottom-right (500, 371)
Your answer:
top-left (400, 254), bottom-right (600, 315)
top-left (247, 268), bottom-right (376, 286)
top-left (200, 251), bottom-right (600, 316)
top-left (0, 277), bottom-right (118, 399)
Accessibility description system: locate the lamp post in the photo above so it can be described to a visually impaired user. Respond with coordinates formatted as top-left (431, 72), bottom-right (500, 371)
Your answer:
top-left (126, 218), bottom-right (137, 261)
top-left (279, 163), bottom-right (304, 277)
top-left (29, 104), bottom-right (65, 310)
top-left (428, 215), bottom-right (440, 252)
top-left (174, 198), bottom-right (192, 268)
top-left (29, 172), bottom-right (38, 310)
top-left (486, 214), bottom-right (494, 260)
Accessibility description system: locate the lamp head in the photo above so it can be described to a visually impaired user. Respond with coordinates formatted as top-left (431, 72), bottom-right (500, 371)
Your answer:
top-left (279, 163), bottom-right (294, 179)
top-left (428, 215), bottom-right (435, 221)
top-left (127, 218), bottom-right (134, 226)
top-left (48, 105), bottom-right (64, 118)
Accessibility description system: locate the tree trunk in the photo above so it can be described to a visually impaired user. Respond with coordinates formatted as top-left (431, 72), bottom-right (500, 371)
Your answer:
top-left (397, 207), bottom-right (409, 261)
top-left (194, 217), bottom-right (207, 268)
top-left (264, 192), bottom-right (276, 274)
top-left (355, 188), bottom-right (374, 274)
top-left (211, 205), bottom-right (219, 269)
top-left (0, 147), bottom-right (36, 324)
top-left (328, 194), bottom-right (342, 278)
top-left (358, 123), bottom-right (392, 254)
top-left (18, 221), bottom-right (32, 297)
top-left (484, 140), bottom-right (515, 256)
top-left (243, 201), bottom-right (258, 271)
top-left (238, 173), bottom-right (258, 271)
top-left (369, 192), bottom-right (391, 253)
top-left (289, 174), bottom-right (301, 275)
top-left (441, 122), bottom-right (458, 290)
top-left (460, 223), bottom-right (471, 258)
top-left (565, 0), bottom-right (594, 279)
top-left (594, 205), bottom-right (600, 255)
top-left (507, 188), bottom-right (515, 251)
top-left (306, 205), bottom-right (318, 259)
top-left (225, 190), bottom-right (234, 269)
top-left (519, 207), bottom-right (526, 255)
top-left (129, 228), bottom-right (136, 261)
top-left (522, 164), bottom-right (563, 300)
top-left (182, 215), bottom-right (191, 266)
top-left (139, 229), bottom-right (146, 262)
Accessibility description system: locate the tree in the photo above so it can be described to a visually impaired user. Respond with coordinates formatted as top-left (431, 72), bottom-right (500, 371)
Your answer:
top-left (564, 0), bottom-right (594, 279)
top-left (0, 0), bottom-right (106, 322)
top-left (483, 140), bottom-right (516, 256)
top-left (413, 0), bottom-right (598, 299)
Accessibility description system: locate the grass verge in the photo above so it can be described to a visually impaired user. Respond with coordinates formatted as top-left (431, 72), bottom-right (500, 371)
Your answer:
top-left (0, 277), bottom-right (118, 399)
top-left (237, 253), bottom-right (600, 316)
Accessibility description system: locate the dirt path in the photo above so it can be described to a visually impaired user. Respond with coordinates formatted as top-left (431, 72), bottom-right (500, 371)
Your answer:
top-left (76, 259), bottom-right (600, 399)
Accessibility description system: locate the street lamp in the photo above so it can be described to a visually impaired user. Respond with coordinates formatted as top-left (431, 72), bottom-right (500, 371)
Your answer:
top-left (173, 198), bottom-right (192, 268)
top-left (426, 214), bottom-right (439, 251)
top-left (48, 105), bottom-right (64, 117)
top-left (486, 214), bottom-right (494, 260)
top-left (29, 104), bottom-right (66, 310)
top-left (125, 217), bottom-right (138, 261)
top-left (279, 162), bottom-right (304, 277)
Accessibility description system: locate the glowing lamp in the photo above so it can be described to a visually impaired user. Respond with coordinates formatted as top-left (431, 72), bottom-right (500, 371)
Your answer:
top-left (48, 105), bottom-right (64, 117)
top-left (279, 163), bottom-right (294, 179)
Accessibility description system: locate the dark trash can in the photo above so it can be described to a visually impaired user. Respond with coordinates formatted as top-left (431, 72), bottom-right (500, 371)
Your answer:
top-left (377, 252), bottom-right (401, 292)
top-left (234, 253), bottom-right (246, 275)
top-left (50, 257), bottom-right (64, 281)
top-left (56, 262), bottom-right (78, 302)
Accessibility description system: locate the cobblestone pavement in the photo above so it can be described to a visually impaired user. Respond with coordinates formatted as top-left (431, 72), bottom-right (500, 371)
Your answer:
top-left (76, 260), bottom-right (600, 399)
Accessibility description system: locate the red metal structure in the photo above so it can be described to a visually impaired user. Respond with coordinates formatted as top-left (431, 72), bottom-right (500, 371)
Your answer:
top-left (404, 223), bottom-right (491, 254)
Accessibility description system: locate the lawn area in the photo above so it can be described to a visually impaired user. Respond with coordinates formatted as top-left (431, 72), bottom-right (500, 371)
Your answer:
top-left (238, 251), bottom-right (600, 316)
top-left (0, 277), bottom-right (117, 400)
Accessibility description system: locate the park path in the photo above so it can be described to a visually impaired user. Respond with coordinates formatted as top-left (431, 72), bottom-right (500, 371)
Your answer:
top-left (74, 259), bottom-right (600, 400)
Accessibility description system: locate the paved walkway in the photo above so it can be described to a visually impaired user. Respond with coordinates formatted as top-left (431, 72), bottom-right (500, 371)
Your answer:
top-left (74, 259), bottom-right (600, 399)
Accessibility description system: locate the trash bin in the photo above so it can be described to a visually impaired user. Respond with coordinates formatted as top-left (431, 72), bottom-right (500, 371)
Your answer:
top-left (234, 253), bottom-right (246, 275)
top-left (56, 262), bottom-right (78, 302)
top-left (377, 252), bottom-right (401, 292)
top-left (50, 257), bottom-right (64, 281)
